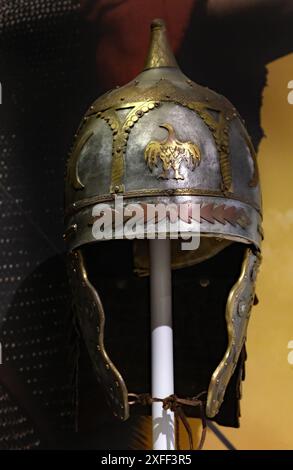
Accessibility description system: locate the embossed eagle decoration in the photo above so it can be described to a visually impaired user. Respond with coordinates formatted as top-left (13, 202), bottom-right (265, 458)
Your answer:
top-left (145, 123), bottom-right (201, 180)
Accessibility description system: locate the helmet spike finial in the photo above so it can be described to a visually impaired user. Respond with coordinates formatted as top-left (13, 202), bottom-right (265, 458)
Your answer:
top-left (144, 18), bottom-right (178, 70)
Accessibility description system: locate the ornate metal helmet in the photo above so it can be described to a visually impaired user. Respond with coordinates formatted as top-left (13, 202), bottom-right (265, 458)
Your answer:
top-left (65, 19), bottom-right (262, 425)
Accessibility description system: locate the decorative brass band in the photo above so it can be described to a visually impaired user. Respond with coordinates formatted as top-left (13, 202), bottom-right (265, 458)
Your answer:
top-left (182, 102), bottom-right (233, 193)
top-left (84, 202), bottom-right (251, 230)
top-left (84, 78), bottom-right (232, 118)
top-left (111, 101), bottom-right (160, 193)
top-left (68, 250), bottom-right (129, 420)
top-left (75, 79), bottom-right (238, 193)
top-left (69, 78), bottom-right (259, 198)
top-left (98, 108), bottom-right (125, 194)
top-left (94, 102), bottom-right (160, 194)
top-left (66, 187), bottom-right (262, 217)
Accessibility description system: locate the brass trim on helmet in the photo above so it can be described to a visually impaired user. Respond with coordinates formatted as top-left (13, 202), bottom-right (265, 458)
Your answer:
top-left (66, 16), bottom-right (259, 198)
top-left (66, 188), bottom-right (262, 217)
top-left (69, 89), bottom-right (259, 199)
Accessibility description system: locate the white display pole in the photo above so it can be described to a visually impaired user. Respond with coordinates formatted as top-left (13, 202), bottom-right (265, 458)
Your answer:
top-left (149, 239), bottom-right (175, 450)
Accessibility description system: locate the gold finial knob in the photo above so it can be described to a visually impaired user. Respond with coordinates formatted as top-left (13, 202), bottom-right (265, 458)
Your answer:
top-left (151, 18), bottom-right (166, 30)
top-left (144, 18), bottom-right (178, 70)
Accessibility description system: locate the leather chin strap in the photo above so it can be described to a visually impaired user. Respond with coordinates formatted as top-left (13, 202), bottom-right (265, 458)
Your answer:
top-left (128, 392), bottom-right (207, 450)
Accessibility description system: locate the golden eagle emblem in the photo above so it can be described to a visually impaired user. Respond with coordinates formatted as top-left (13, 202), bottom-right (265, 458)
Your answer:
top-left (144, 123), bottom-right (201, 180)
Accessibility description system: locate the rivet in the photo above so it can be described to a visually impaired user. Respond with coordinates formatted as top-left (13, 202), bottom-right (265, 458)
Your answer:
top-left (199, 278), bottom-right (210, 288)
top-left (224, 362), bottom-right (228, 366)
top-left (97, 345), bottom-right (101, 351)
top-left (115, 381), bottom-right (119, 387)
top-left (238, 300), bottom-right (247, 317)
top-left (114, 185), bottom-right (120, 193)
top-left (90, 105), bottom-right (94, 110)
top-left (106, 364), bottom-right (110, 370)
top-left (120, 97), bottom-right (125, 101)
top-left (115, 85), bottom-right (120, 89)
top-left (148, 103), bottom-right (155, 110)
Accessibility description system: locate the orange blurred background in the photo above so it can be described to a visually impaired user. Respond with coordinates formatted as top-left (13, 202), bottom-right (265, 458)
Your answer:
top-left (203, 53), bottom-right (293, 450)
